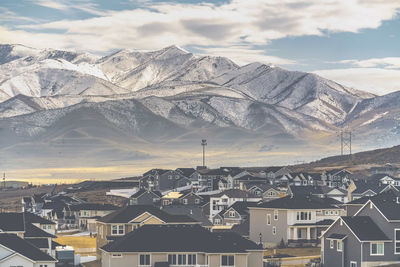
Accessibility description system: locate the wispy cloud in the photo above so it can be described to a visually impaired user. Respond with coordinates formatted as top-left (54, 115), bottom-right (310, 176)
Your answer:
top-left (35, 0), bottom-right (69, 10)
top-left (0, 7), bottom-right (38, 23)
top-left (314, 68), bottom-right (400, 95)
top-left (194, 45), bottom-right (296, 66)
top-left (34, 0), bottom-right (107, 15)
top-left (340, 57), bottom-right (400, 69)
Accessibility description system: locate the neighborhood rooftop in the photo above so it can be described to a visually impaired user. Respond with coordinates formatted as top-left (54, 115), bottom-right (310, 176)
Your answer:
top-left (101, 224), bottom-right (262, 253)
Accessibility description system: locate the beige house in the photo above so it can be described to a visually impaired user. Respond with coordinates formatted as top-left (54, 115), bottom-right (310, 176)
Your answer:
top-left (96, 205), bottom-right (199, 255)
top-left (100, 224), bottom-right (264, 267)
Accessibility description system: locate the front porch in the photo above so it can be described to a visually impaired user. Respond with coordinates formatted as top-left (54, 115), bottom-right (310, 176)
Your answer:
top-left (287, 225), bottom-right (325, 247)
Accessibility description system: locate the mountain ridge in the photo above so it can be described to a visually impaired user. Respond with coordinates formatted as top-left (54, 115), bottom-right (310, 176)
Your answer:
top-left (0, 44), bottom-right (398, 174)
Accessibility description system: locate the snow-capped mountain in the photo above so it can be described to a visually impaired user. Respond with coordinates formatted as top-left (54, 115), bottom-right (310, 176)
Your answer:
top-left (0, 44), bottom-right (398, 171)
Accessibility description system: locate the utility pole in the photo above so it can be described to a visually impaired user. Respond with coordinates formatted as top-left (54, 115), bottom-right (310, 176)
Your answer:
top-left (201, 139), bottom-right (207, 167)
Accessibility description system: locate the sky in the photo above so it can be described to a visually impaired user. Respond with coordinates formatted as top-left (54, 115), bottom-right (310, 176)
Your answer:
top-left (0, 0), bottom-right (399, 95)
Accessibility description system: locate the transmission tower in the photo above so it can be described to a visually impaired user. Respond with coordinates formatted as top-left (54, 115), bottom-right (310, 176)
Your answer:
top-left (201, 139), bottom-right (207, 167)
top-left (339, 130), bottom-right (352, 156)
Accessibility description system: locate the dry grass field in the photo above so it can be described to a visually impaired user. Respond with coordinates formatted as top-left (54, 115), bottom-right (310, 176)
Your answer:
top-left (56, 236), bottom-right (97, 256)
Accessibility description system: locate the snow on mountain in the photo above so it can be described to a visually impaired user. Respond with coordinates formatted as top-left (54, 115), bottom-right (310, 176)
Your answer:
top-left (212, 63), bottom-right (374, 124)
top-left (0, 44), bottom-right (398, 155)
top-left (0, 44), bottom-right (40, 64)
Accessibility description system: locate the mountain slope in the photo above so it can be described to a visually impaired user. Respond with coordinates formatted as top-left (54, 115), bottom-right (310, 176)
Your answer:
top-left (0, 44), bottom-right (398, 175)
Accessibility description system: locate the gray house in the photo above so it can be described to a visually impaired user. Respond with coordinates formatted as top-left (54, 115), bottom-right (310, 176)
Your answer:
top-left (100, 224), bottom-right (264, 267)
top-left (140, 169), bottom-right (192, 191)
top-left (249, 195), bottom-right (345, 248)
top-left (321, 192), bottom-right (400, 266)
top-left (129, 189), bottom-right (162, 205)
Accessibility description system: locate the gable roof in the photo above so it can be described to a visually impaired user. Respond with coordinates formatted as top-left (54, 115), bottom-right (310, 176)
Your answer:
top-left (370, 196), bottom-right (400, 221)
top-left (176, 168), bottom-right (197, 177)
top-left (0, 233), bottom-right (56, 262)
top-left (223, 201), bottom-right (260, 216)
top-left (97, 205), bottom-right (197, 224)
top-left (0, 213), bottom-right (24, 232)
top-left (341, 216), bottom-right (390, 241)
top-left (24, 223), bottom-right (55, 238)
top-left (24, 212), bottom-right (55, 225)
top-left (161, 205), bottom-right (212, 227)
top-left (130, 189), bottom-right (162, 199)
top-left (101, 224), bottom-right (262, 253)
top-left (255, 195), bottom-right (341, 210)
top-left (211, 189), bottom-right (258, 199)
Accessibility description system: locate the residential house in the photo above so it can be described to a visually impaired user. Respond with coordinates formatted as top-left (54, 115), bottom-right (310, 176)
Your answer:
top-left (233, 175), bottom-right (269, 190)
top-left (129, 189), bottom-right (162, 205)
top-left (212, 201), bottom-right (259, 226)
top-left (322, 169), bottom-right (353, 188)
top-left (0, 233), bottom-right (57, 267)
top-left (347, 180), bottom-right (399, 201)
top-left (100, 224), bottom-right (264, 267)
top-left (321, 191), bottom-right (400, 267)
top-left (96, 205), bottom-right (198, 255)
top-left (140, 169), bottom-right (192, 191)
top-left (0, 212), bottom-right (60, 257)
top-left (67, 203), bottom-right (119, 232)
top-left (209, 189), bottom-right (261, 219)
top-left (249, 195), bottom-right (345, 248)
top-left (247, 184), bottom-right (283, 202)
top-left (288, 185), bottom-right (348, 203)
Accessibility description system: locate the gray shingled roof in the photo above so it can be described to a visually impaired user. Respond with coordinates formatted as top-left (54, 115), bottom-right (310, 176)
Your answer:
top-left (101, 224), bottom-right (262, 253)
top-left (341, 216), bottom-right (390, 241)
top-left (97, 205), bottom-right (197, 224)
top-left (0, 233), bottom-right (57, 262)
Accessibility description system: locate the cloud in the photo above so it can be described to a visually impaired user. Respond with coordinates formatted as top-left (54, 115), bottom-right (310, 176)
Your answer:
top-left (340, 57), bottom-right (400, 69)
top-left (34, 0), bottom-right (107, 16)
top-left (313, 68), bottom-right (400, 95)
top-left (35, 0), bottom-right (69, 10)
top-left (194, 45), bottom-right (296, 66)
top-left (0, 0), bottom-right (397, 53)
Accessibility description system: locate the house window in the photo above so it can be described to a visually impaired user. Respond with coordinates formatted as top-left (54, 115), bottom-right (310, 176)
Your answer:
top-left (274, 210), bottom-right (278, 220)
top-left (221, 255), bottom-right (234, 266)
top-left (195, 199), bottom-right (200, 204)
top-left (215, 218), bottom-right (221, 225)
top-left (267, 214), bottom-right (271, 225)
top-left (188, 254), bottom-right (196, 265)
top-left (111, 225), bottom-right (124, 235)
top-left (335, 210), bottom-right (339, 215)
top-left (395, 229), bottom-right (400, 254)
top-left (330, 240), bottom-right (334, 249)
top-left (337, 240), bottom-right (342, 251)
top-left (370, 242), bottom-right (384, 256)
top-left (178, 254), bottom-right (186, 265)
top-left (296, 211), bottom-right (311, 221)
top-left (168, 254), bottom-right (177, 265)
top-left (111, 254), bottom-right (122, 258)
top-left (139, 254), bottom-right (151, 266)
top-left (325, 210), bottom-right (329, 215)
top-left (183, 199), bottom-right (188, 205)
top-left (350, 261), bottom-right (357, 267)
top-left (40, 265), bottom-right (48, 267)
top-left (272, 226), bottom-right (276, 235)
top-left (229, 211), bottom-right (236, 218)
